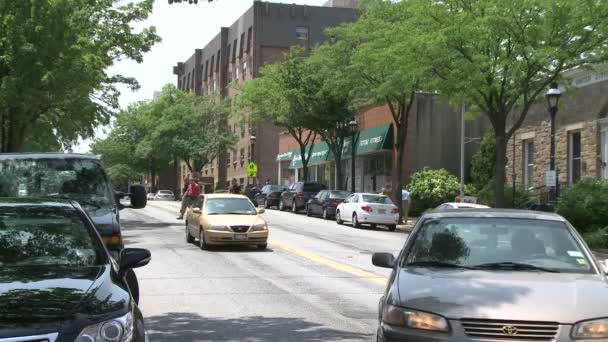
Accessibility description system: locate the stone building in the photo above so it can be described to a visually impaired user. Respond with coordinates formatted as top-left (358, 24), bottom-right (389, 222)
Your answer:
top-left (505, 67), bottom-right (608, 201)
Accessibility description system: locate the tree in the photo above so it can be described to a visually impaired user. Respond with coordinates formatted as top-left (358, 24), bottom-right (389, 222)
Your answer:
top-left (409, 0), bottom-right (608, 207)
top-left (470, 131), bottom-right (496, 191)
top-left (238, 48), bottom-right (318, 181)
top-left (0, 0), bottom-right (160, 152)
top-left (305, 43), bottom-right (360, 190)
top-left (141, 85), bottom-right (235, 173)
top-left (325, 0), bottom-right (428, 218)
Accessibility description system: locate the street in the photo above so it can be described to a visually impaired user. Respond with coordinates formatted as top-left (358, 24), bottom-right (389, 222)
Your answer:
top-left (121, 201), bottom-right (408, 342)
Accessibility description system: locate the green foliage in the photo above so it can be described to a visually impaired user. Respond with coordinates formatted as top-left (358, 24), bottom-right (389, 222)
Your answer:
top-left (92, 85), bottom-right (235, 187)
top-left (464, 183), bottom-right (479, 197)
top-left (556, 179), bottom-right (608, 234)
top-left (0, 0), bottom-right (160, 152)
top-left (408, 168), bottom-right (460, 215)
top-left (477, 180), bottom-right (534, 209)
top-left (407, 0), bottom-right (608, 207)
top-left (470, 131), bottom-right (496, 190)
top-left (582, 228), bottom-right (608, 250)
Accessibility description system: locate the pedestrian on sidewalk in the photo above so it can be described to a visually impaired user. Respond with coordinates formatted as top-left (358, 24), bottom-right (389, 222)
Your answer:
top-left (401, 186), bottom-right (410, 224)
top-left (177, 173), bottom-right (201, 220)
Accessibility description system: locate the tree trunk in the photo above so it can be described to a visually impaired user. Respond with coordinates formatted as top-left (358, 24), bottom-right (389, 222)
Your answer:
top-left (7, 124), bottom-right (25, 152)
top-left (302, 163), bottom-right (309, 181)
top-left (335, 156), bottom-right (344, 190)
top-left (494, 130), bottom-right (507, 208)
top-left (394, 130), bottom-right (406, 223)
top-left (151, 167), bottom-right (156, 192)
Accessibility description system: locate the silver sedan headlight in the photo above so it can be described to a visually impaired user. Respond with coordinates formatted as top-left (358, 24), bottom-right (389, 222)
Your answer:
top-left (572, 318), bottom-right (608, 339)
top-left (210, 224), bottom-right (229, 231)
top-left (382, 305), bottom-right (449, 332)
top-left (75, 312), bottom-right (133, 342)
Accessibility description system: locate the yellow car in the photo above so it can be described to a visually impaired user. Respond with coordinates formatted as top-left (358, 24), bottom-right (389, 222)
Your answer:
top-left (185, 194), bottom-right (269, 250)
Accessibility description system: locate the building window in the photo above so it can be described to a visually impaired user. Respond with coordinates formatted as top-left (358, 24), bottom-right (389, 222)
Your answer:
top-left (246, 27), bottom-right (252, 52)
top-left (216, 50), bottom-right (220, 72)
top-left (228, 68), bottom-right (233, 83)
top-left (239, 33), bottom-right (245, 58)
top-left (226, 44), bottom-right (231, 64)
top-left (204, 60), bottom-right (209, 80)
top-left (213, 79), bottom-right (217, 91)
top-left (227, 152), bottom-right (231, 166)
top-left (186, 73), bottom-right (190, 91)
top-left (239, 178), bottom-right (244, 185)
top-left (247, 145), bottom-right (251, 161)
top-left (568, 131), bottom-right (582, 184)
top-left (296, 26), bottom-right (309, 40)
top-left (523, 140), bottom-right (535, 189)
top-left (242, 61), bottom-right (247, 77)
top-left (235, 67), bottom-right (239, 80)
top-left (232, 40), bottom-right (237, 63)
top-left (601, 122), bottom-right (608, 180)
top-left (240, 148), bottom-right (245, 166)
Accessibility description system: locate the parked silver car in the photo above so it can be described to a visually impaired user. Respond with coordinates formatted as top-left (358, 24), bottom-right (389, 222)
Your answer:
top-left (154, 190), bottom-right (175, 201)
top-left (373, 209), bottom-right (608, 342)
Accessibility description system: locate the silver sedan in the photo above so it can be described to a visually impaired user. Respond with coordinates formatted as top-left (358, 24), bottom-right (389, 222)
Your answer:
top-left (373, 209), bottom-right (608, 342)
top-left (153, 190), bottom-right (175, 201)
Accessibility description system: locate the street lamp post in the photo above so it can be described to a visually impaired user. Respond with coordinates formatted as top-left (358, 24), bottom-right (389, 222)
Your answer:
top-left (349, 120), bottom-right (358, 193)
top-left (546, 82), bottom-right (561, 202)
top-left (250, 134), bottom-right (257, 185)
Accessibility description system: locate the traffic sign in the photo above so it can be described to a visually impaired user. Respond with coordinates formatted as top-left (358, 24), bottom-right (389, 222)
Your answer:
top-left (545, 170), bottom-right (556, 187)
top-left (247, 162), bottom-right (258, 174)
top-left (247, 171), bottom-right (257, 178)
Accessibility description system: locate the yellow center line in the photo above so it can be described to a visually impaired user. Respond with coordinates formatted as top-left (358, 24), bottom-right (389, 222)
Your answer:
top-left (271, 240), bottom-right (388, 286)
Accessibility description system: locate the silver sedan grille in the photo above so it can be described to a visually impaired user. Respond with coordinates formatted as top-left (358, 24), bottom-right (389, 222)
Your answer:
top-left (461, 319), bottom-right (559, 341)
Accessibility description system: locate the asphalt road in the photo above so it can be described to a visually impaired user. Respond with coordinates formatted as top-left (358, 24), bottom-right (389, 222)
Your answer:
top-left (121, 201), bottom-right (409, 342)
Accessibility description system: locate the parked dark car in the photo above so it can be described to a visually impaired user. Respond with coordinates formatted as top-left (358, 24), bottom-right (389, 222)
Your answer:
top-left (306, 190), bottom-right (351, 219)
top-left (372, 209), bottom-right (608, 342)
top-left (254, 184), bottom-right (287, 209)
top-left (279, 182), bottom-right (326, 213)
top-left (0, 198), bottom-right (150, 341)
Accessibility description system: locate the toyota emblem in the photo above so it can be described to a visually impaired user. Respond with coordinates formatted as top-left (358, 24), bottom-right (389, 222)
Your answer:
top-left (502, 325), bottom-right (518, 335)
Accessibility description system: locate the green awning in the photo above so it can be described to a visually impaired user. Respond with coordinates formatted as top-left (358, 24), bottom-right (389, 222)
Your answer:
top-left (290, 143), bottom-right (332, 169)
top-left (355, 123), bottom-right (393, 155)
top-left (279, 124), bottom-right (393, 168)
top-left (342, 124), bottom-right (393, 156)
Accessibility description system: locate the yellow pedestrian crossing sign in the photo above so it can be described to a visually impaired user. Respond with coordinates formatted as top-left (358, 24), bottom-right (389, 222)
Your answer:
top-left (247, 162), bottom-right (258, 177)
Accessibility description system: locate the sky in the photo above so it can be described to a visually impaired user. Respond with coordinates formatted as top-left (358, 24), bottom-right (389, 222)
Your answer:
top-left (73, 0), bottom-right (327, 153)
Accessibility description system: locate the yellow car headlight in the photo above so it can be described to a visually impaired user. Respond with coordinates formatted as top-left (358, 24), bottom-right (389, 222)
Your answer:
top-left (572, 318), bottom-right (608, 339)
top-left (382, 305), bottom-right (449, 332)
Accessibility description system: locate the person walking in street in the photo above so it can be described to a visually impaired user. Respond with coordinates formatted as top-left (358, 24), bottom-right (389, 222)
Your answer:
top-left (401, 186), bottom-right (410, 224)
top-left (177, 173), bottom-right (201, 220)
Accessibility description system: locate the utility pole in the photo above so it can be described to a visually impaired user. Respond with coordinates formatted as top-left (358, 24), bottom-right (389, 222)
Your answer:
top-left (459, 104), bottom-right (465, 198)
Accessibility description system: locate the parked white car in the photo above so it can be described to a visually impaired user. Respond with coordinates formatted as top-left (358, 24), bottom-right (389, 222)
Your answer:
top-left (147, 192), bottom-right (156, 200)
top-left (336, 193), bottom-right (399, 231)
top-left (436, 202), bottom-right (490, 209)
top-left (154, 190), bottom-right (175, 201)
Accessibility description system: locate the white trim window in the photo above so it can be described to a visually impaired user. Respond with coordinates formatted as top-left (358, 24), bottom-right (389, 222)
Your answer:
top-left (296, 26), bottom-right (309, 40)
top-left (523, 140), bottom-right (535, 189)
top-left (601, 122), bottom-right (608, 180)
top-left (568, 131), bottom-right (582, 184)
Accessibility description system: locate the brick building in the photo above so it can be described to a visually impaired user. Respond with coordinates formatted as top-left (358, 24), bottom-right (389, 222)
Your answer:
top-left (276, 95), bottom-right (491, 192)
top-left (173, 1), bottom-right (359, 191)
top-left (505, 67), bottom-right (608, 201)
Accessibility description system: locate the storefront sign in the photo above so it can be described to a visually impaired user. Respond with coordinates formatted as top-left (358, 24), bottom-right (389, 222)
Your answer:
top-left (545, 170), bottom-right (557, 187)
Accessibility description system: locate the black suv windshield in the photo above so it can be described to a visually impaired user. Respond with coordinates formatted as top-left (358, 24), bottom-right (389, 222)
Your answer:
top-left (0, 158), bottom-right (114, 209)
top-left (0, 206), bottom-right (103, 267)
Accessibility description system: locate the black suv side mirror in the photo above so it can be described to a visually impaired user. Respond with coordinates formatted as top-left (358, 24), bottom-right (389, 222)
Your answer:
top-left (118, 248), bottom-right (151, 277)
top-left (372, 252), bottom-right (396, 268)
top-left (129, 184), bottom-right (147, 209)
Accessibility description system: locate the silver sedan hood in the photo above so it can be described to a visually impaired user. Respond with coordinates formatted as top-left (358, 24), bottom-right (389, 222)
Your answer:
top-left (396, 268), bottom-right (608, 323)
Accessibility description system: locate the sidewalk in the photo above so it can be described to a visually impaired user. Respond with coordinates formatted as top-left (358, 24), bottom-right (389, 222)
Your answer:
top-left (397, 218), bottom-right (417, 232)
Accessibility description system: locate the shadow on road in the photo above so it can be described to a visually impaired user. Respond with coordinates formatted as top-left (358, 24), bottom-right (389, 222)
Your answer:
top-left (121, 219), bottom-right (174, 230)
top-left (145, 312), bottom-right (372, 342)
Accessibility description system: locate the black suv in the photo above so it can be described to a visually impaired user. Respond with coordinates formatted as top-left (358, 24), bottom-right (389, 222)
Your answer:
top-left (279, 182), bottom-right (326, 213)
top-left (0, 153), bottom-right (147, 302)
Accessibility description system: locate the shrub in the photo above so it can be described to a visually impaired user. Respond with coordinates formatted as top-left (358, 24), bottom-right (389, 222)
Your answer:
top-left (556, 179), bottom-right (608, 234)
top-left (408, 168), bottom-right (460, 215)
top-left (470, 131), bottom-right (496, 190)
top-left (583, 227), bottom-right (608, 250)
top-left (477, 179), bottom-right (534, 208)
